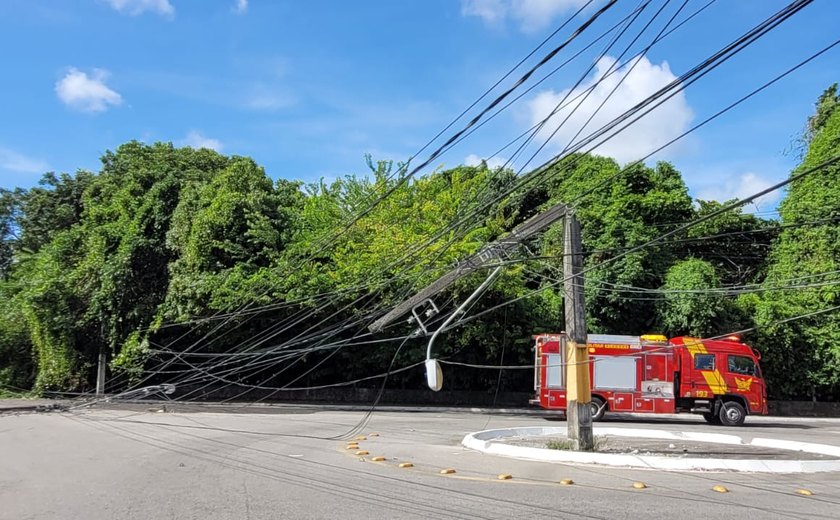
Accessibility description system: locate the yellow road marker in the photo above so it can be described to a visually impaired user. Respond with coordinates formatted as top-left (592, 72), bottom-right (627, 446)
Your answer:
top-left (371, 456), bottom-right (386, 462)
top-left (399, 462), bottom-right (414, 468)
top-left (632, 482), bottom-right (647, 489)
top-left (345, 444), bottom-right (359, 450)
top-left (368, 433), bottom-right (380, 437)
top-left (712, 485), bottom-right (729, 493)
top-left (355, 450), bottom-right (369, 456)
top-left (795, 489), bottom-right (814, 496)
top-left (355, 436), bottom-right (367, 441)
top-left (559, 479), bottom-right (574, 486)
top-left (439, 468), bottom-right (456, 475)
top-left (497, 474), bottom-right (513, 480)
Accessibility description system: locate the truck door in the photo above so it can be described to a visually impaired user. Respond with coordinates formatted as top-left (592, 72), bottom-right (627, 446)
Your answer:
top-left (726, 354), bottom-right (764, 413)
top-left (688, 351), bottom-right (726, 398)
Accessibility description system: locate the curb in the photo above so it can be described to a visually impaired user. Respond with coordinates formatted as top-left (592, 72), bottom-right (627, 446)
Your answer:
top-left (461, 426), bottom-right (840, 473)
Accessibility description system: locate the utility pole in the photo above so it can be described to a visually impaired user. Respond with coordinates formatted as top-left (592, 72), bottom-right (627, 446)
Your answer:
top-left (564, 212), bottom-right (593, 451)
top-left (95, 346), bottom-right (107, 396)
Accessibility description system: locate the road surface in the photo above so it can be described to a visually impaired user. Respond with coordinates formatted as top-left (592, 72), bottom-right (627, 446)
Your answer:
top-left (2, 407), bottom-right (839, 519)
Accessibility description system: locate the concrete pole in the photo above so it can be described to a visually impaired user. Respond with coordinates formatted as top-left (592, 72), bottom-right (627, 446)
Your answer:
top-left (564, 213), bottom-right (593, 451)
top-left (95, 347), bottom-right (107, 396)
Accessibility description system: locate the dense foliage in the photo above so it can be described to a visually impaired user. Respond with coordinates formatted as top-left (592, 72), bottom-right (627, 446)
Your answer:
top-left (753, 84), bottom-right (840, 399)
top-left (1, 86), bottom-right (839, 401)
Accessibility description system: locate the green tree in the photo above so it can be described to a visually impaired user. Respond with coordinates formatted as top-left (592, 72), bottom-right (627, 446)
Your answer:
top-left (163, 157), bottom-right (304, 319)
top-left (19, 142), bottom-right (234, 389)
top-left (753, 85), bottom-right (840, 399)
top-left (0, 189), bottom-right (20, 279)
top-left (16, 171), bottom-right (94, 254)
top-left (658, 258), bottom-right (732, 337)
top-left (683, 200), bottom-right (776, 286)
top-left (537, 155), bottom-right (695, 334)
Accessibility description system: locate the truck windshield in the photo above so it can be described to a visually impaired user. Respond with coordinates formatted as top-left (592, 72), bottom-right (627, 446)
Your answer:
top-left (728, 355), bottom-right (758, 377)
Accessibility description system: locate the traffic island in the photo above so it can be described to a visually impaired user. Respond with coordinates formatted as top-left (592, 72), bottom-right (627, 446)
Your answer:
top-left (462, 426), bottom-right (840, 473)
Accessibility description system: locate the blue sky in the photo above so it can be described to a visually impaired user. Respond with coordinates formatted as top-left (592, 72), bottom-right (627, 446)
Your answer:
top-left (1, 0), bottom-right (839, 214)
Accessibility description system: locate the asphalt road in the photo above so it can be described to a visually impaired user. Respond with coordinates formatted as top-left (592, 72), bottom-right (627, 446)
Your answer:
top-left (2, 407), bottom-right (839, 519)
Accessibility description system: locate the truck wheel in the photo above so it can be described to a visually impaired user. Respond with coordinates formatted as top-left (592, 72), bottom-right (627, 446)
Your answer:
top-left (589, 397), bottom-right (606, 421)
top-left (718, 401), bottom-right (746, 426)
top-left (702, 411), bottom-right (721, 425)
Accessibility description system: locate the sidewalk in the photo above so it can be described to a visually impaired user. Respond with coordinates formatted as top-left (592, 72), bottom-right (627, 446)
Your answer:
top-left (0, 399), bottom-right (63, 414)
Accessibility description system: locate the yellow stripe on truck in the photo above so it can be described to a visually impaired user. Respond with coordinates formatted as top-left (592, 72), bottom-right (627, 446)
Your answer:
top-left (684, 338), bottom-right (729, 394)
top-left (701, 370), bottom-right (728, 394)
top-left (684, 338), bottom-right (706, 356)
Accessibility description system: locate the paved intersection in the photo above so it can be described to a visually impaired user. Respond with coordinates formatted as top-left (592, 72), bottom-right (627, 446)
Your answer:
top-left (2, 407), bottom-right (839, 519)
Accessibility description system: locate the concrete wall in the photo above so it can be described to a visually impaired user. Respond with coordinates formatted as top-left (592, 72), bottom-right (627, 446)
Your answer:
top-left (177, 385), bottom-right (840, 416)
top-left (768, 400), bottom-right (840, 417)
top-left (178, 385), bottom-right (533, 407)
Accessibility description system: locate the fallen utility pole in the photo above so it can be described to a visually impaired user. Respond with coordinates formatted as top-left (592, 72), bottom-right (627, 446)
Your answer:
top-left (563, 212), bottom-right (593, 451)
top-left (368, 202), bottom-right (568, 333)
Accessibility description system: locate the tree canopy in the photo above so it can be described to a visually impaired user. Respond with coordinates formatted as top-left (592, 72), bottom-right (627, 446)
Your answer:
top-left (2, 85), bottom-right (839, 402)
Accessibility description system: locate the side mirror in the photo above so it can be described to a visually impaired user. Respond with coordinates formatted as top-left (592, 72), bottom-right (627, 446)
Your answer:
top-left (425, 358), bottom-right (443, 392)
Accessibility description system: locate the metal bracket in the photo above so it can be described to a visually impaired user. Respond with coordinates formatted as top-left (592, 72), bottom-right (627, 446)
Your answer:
top-left (406, 299), bottom-right (439, 336)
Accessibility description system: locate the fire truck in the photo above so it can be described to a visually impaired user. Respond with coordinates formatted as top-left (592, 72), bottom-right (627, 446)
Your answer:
top-left (532, 333), bottom-right (768, 426)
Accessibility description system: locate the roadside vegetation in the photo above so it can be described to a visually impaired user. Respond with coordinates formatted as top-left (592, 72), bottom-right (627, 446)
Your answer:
top-left (0, 86), bottom-right (838, 401)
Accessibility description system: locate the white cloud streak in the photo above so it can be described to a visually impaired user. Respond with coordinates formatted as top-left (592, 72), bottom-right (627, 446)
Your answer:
top-left (0, 147), bottom-right (50, 174)
top-left (524, 55), bottom-right (693, 164)
top-left (233, 0), bottom-right (248, 14)
top-left (55, 68), bottom-right (123, 113)
top-left (181, 131), bottom-right (223, 152)
top-left (104, 0), bottom-right (175, 17)
top-left (696, 172), bottom-right (782, 212)
top-left (461, 0), bottom-right (588, 33)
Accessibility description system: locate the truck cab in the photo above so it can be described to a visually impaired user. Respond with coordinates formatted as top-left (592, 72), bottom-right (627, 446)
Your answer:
top-left (671, 336), bottom-right (768, 425)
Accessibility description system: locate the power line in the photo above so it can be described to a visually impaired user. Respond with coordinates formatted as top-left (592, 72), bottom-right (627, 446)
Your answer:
top-left (310, 0), bottom-right (621, 255)
top-left (153, 17), bottom-right (832, 402)
top-left (363, 0), bottom-right (813, 297)
top-left (447, 152), bottom-right (840, 330)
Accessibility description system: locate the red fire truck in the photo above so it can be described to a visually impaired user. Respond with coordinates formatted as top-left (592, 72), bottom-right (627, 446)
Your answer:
top-left (532, 333), bottom-right (768, 426)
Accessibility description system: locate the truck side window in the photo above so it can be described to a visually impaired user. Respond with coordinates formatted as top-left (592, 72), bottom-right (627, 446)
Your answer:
top-left (728, 355), bottom-right (757, 376)
top-left (694, 354), bottom-right (715, 371)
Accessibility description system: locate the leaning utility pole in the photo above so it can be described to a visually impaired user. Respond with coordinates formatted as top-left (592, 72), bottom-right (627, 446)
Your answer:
top-left (368, 203), bottom-right (568, 334)
top-left (563, 212), bottom-right (593, 451)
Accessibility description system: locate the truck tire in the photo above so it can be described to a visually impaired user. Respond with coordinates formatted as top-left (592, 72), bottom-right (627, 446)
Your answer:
top-left (718, 401), bottom-right (746, 426)
top-left (589, 397), bottom-right (607, 421)
top-left (702, 411), bottom-right (721, 425)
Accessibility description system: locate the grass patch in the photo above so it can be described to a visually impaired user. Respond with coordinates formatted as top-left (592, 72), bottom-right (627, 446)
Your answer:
top-left (546, 439), bottom-right (576, 450)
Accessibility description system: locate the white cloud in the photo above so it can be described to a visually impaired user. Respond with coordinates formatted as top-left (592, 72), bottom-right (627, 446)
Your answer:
top-left (461, 0), bottom-right (507, 25)
top-left (465, 154), bottom-right (508, 170)
top-left (0, 147), bottom-right (50, 174)
top-left (181, 131), bottom-right (223, 152)
top-left (233, 0), bottom-right (248, 14)
top-left (104, 0), bottom-right (174, 17)
top-left (524, 55), bottom-right (693, 164)
top-left (696, 172), bottom-right (782, 212)
top-left (55, 68), bottom-right (123, 113)
top-left (242, 84), bottom-right (295, 111)
top-left (461, 0), bottom-right (588, 33)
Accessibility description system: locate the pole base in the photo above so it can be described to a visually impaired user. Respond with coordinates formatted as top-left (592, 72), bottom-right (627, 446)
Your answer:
top-left (567, 400), bottom-right (594, 451)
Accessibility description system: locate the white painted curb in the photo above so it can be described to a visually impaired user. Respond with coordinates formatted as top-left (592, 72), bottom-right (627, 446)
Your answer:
top-left (461, 426), bottom-right (840, 473)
